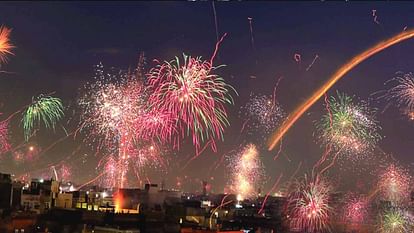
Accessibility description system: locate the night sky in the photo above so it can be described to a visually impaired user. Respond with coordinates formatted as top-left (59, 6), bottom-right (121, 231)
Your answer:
top-left (1, 2), bottom-right (414, 193)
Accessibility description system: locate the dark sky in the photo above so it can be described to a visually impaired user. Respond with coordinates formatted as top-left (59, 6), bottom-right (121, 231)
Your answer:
top-left (1, 2), bottom-right (414, 193)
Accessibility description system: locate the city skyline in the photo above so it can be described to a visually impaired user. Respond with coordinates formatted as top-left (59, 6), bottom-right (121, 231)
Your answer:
top-left (0, 2), bottom-right (413, 195)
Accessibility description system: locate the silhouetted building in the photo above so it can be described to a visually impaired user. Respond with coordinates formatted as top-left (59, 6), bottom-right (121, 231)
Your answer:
top-left (0, 173), bottom-right (12, 212)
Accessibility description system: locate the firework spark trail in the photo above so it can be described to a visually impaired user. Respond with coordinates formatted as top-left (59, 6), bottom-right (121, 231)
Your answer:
top-left (290, 162), bottom-right (303, 182)
top-left (258, 173), bottom-right (283, 214)
top-left (372, 9), bottom-right (380, 25)
top-left (181, 139), bottom-right (214, 170)
top-left (0, 26), bottom-right (14, 64)
top-left (294, 53), bottom-right (301, 63)
top-left (317, 147), bottom-right (343, 177)
top-left (312, 146), bottom-right (332, 177)
top-left (212, 1), bottom-right (219, 43)
top-left (273, 136), bottom-right (284, 160)
top-left (36, 130), bottom-right (75, 158)
top-left (76, 171), bottom-right (107, 190)
top-left (306, 54), bottom-right (319, 71)
top-left (247, 17), bottom-right (256, 52)
top-left (8, 129), bottom-right (39, 154)
top-left (15, 145), bottom-right (82, 178)
top-left (268, 29), bottom-right (414, 151)
top-left (272, 76), bottom-right (284, 105)
top-left (51, 166), bottom-right (58, 181)
top-left (239, 119), bottom-right (249, 134)
top-left (210, 149), bottom-right (236, 172)
top-left (209, 199), bottom-right (233, 229)
top-left (210, 33), bottom-right (227, 65)
top-left (312, 94), bottom-right (333, 175)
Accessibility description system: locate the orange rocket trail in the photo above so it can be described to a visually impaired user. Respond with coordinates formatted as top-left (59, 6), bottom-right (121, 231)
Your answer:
top-left (268, 29), bottom-right (414, 151)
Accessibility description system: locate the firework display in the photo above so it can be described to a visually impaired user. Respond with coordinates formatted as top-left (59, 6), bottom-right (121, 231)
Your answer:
top-left (147, 54), bottom-right (235, 152)
top-left (384, 72), bottom-right (414, 120)
top-left (341, 194), bottom-right (369, 224)
top-left (0, 26), bottom-right (13, 64)
top-left (316, 92), bottom-right (381, 155)
top-left (0, 118), bottom-right (10, 154)
top-left (78, 63), bottom-right (146, 146)
top-left (79, 63), bottom-right (152, 187)
top-left (79, 63), bottom-right (172, 188)
top-left (378, 164), bottom-right (412, 204)
top-left (228, 144), bottom-right (264, 200)
top-left (2, 8), bottom-right (414, 233)
top-left (268, 29), bottom-right (414, 150)
top-left (22, 95), bottom-right (64, 141)
top-left (58, 163), bottom-right (72, 181)
top-left (240, 93), bottom-right (285, 139)
top-left (99, 155), bottom-right (118, 188)
top-left (378, 209), bottom-right (412, 233)
top-left (285, 177), bottom-right (332, 232)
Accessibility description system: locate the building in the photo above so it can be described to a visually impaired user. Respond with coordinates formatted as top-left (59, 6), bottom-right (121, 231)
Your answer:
top-left (56, 192), bottom-right (73, 209)
top-left (21, 178), bottom-right (59, 213)
top-left (0, 173), bottom-right (13, 214)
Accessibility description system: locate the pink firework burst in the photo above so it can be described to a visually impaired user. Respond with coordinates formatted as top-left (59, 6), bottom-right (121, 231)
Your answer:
top-left (286, 176), bottom-right (332, 233)
top-left (0, 119), bottom-right (11, 154)
top-left (378, 164), bottom-right (412, 204)
top-left (59, 164), bottom-right (72, 182)
top-left (147, 54), bottom-right (236, 152)
top-left (342, 194), bottom-right (369, 224)
top-left (79, 63), bottom-right (169, 188)
top-left (78, 63), bottom-right (148, 148)
top-left (99, 155), bottom-right (118, 188)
